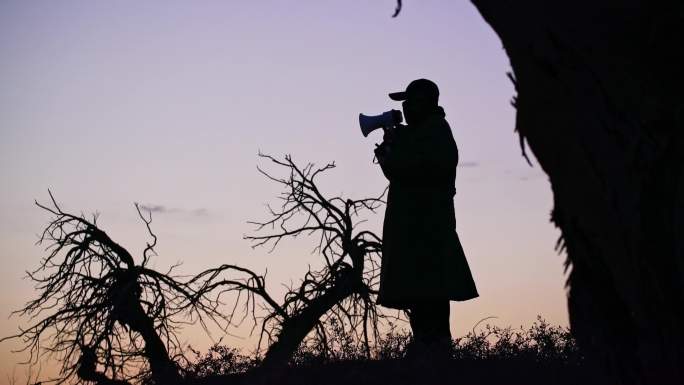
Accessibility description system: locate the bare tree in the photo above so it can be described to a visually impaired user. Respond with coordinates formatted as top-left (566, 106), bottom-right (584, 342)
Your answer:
top-left (1, 191), bottom-right (236, 384)
top-left (241, 153), bottom-right (393, 368)
top-left (2, 153), bottom-right (396, 383)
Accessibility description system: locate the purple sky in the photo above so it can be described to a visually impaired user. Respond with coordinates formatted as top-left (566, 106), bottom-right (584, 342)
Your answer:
top-left (0, 0), bottom-right (567, 379)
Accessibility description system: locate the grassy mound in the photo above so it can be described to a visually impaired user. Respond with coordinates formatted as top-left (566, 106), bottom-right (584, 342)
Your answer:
top-left (184, 317), bottom-right (607, 385)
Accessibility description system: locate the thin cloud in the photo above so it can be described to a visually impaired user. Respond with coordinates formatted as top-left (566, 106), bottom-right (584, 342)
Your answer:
top-left (139, 204), bottom-right (173, 213)
top-left (518, 173), bottom-right (546, 181)
top-left (191, 208), bottom-right (209, 217)
top-left (138, 203), bottom-right (207, 216)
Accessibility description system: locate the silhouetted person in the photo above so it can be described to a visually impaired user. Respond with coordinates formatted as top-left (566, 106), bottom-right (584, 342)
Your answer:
top-left (374, 78), bottom-right (478, 359)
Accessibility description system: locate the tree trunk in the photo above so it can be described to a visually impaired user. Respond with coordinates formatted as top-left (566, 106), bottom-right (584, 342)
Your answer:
top-left (261, 269), bottom-right (362, 369)
top-left (112, 278), bottom-right (181, 384)
top-left (471, 1), bottom-right (684, 383)
top-left (126, 300), bottom-right (181, 384)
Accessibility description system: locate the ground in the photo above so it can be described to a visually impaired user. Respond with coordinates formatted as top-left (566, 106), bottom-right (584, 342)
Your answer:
top-left (197, 357), bottom-right (605, 385)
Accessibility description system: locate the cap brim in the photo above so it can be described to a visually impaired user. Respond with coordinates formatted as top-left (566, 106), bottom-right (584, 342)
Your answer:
top-left (388, 91), bottom-right (407, 101)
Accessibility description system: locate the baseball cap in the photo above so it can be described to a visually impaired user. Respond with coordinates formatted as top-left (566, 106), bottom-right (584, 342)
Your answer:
top-left (388, 78), bottom-right (439, 103)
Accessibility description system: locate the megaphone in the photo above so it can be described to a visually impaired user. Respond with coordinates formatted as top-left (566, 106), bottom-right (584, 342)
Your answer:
top-left (358, 109), bottom-right (403, 137)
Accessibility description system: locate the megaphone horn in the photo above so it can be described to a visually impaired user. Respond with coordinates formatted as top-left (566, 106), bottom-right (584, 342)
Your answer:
top-left (359, 114), bottom-right (380, 137)
top-left (358, 110), bottom-right (402, 137)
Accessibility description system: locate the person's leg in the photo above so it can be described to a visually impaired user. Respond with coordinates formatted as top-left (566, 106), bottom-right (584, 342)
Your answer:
top-left (429, 299), bottom-right (451, 343)
top-left (406, 301), bottom-right (429, 360)
top-left (420, 300), bottom-right (451, 362)
top-left (409, 300), bottom-right (450, 339)
top-left (406, 300), bottom-right (452, 360)
top-left (408, 302), bottom-right (426, 342)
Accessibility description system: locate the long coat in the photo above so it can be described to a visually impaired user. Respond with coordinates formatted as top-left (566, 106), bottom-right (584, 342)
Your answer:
top-left (376, 107), bottom-right (478, 309)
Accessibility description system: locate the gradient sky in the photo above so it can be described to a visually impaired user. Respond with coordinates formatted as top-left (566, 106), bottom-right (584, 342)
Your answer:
top-left (0, 0), bottom-right (568, 380)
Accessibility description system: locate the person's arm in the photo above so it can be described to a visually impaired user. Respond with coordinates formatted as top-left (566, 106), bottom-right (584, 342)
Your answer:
top-left (380, 123), bottom-right (456, 184)
top-left (374, 124), bottom-right (405, 181)
top-left (375, 143), bottom-right (393, 180)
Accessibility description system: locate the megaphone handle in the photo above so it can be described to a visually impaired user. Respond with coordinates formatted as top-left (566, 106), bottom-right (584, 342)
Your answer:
top-left (372, 143), bottom-right (380, 164)
top-left (382, 125), bottom-right (398, 144)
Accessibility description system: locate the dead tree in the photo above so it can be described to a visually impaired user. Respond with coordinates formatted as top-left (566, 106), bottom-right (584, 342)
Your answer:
top-left (3, 153), bottom-right (394, 383)
top-left (462, 1), bottom-right (684, 383)
top-left (1, 191), bottom-right (239, 384)
top-left (241, 153), bottom-right (391, 369)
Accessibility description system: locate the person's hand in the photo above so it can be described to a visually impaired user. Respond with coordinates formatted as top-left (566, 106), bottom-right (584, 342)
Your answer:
top-left (382, 126), bottom-right (396, 143)
top-left (374, 142), bottom-right (389, 164)
top-left (383, 123), bottom-right (407, 143)
top-left (382, 127), bottom-right (394, 144)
